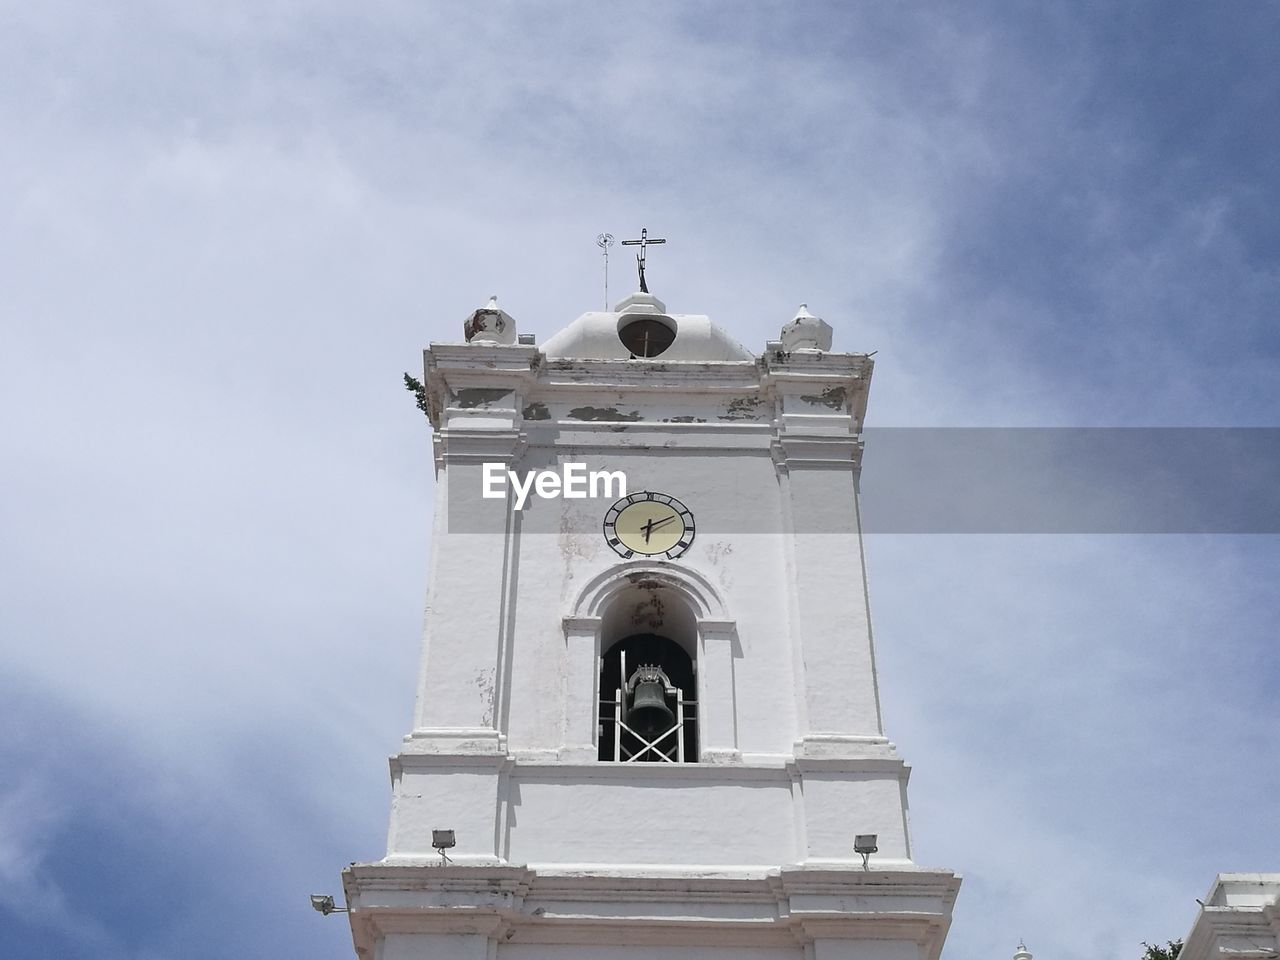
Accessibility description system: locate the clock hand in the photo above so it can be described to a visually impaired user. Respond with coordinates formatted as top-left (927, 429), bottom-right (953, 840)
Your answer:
top-left (640, 515), bottom-right (677, 543)
top-left (647, 516), bottom-right (677, 535)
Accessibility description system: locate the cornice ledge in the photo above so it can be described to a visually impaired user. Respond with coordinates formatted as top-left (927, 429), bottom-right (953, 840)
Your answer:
top-left (345, 860), bottom-right (535, 890)
top-left (435, 428), bottom-right (526, 463)
top-left (397, 729), bottom-right (510, 759)
top-left (792, 735), bottom-right (903, 765)
top-left (771, 435), bottom-right (863, 469)
top-left (773, 427), bottom-right (859, 458)
top-left (525, 867), bottom-right (781, 895)
top-left (777, 864), bottom-right (961, 899)
top-left (427, 342), bottom-right (541, 370)
top-left (543, 358), bottom-right (759, 376)
top-left (761, 352), bottom-right (874, 379)
top-left (507, 760), bottom-right (792, 782)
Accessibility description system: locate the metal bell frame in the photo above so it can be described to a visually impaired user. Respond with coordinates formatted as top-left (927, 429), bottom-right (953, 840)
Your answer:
top-left (601, 648), bottom-right (695, 763)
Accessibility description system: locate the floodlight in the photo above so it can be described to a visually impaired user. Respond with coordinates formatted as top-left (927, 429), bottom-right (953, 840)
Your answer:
top-left (432, 828), bottom-right (456, 863)
top-left (854, 834), bottom-right (878, 870)
top-left (310, 894), bottom-right (346, 915)
top-left (431, 829), bottom-right (456, 850)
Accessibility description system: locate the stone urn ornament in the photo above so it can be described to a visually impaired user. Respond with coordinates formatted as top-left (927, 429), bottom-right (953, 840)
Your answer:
top-left (779, 303), bottom-right (833, 352)
top-left (464, 295), bottom-right (518, 345)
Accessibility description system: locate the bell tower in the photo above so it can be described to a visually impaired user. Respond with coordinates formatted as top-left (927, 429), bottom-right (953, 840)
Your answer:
top-left (341, 273), bottom-right (959, 959)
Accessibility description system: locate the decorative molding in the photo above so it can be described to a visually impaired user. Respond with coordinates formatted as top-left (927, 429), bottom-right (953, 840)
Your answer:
top-left (399, 728), bottom-right (508, 757)
top-left (434, 427), bottom-right (526, 464)
top-left (771, 435), bottom-right (864, 469)
top-left (561, 615), bottom-right (603, 635)
top-left (568, 559), bottom-right (731, 622)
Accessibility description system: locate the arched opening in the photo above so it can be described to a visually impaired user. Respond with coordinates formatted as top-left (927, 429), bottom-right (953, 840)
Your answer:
top-left (599, 634), bottom-right (697, 762)
top-left (596, 578), bottom-right (699, 763)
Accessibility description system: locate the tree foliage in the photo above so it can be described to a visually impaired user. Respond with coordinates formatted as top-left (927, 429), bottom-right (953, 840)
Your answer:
top-left (404, 373), bottom-right (430, 417)
top-left (1142, 940), bottom-right (1183, 960)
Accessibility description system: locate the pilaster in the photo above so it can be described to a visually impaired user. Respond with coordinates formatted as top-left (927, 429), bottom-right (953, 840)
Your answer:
top-left (408, 342), bottom-right (535, 752)
top-left (697, 618), bottom-right (741, 761)
top-left (769, 352), bottom-right (883, 753)
top-left (560, 616), bottom-right (602, 761)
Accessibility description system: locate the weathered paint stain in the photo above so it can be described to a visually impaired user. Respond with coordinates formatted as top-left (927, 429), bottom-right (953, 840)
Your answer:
top-left (663, 416), bottom-right (706, 423)
top-left (464, 308), bottom-right (504, 342)
top-left (567, 406), bottom-right (643, 422)
top-left (706, 542), bottom-right (734, 563)
top-left (799, 386), bottom-right (848, 410)
top-left (522, 401), bottom-right (551, 420)
top-left (621, 577), bottom-right (667, 628)
top-left (630, 594), bottom-right (665, 628)
top-left (455, 387), bottom-right (511, 409)
top-left (475, 668), bottom-right (495, 725)
top-left (720, 396), bottom-right (765, 421)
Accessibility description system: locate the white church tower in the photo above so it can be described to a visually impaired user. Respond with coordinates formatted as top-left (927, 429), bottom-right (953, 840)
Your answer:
top-left (341, 243), bottom-right (959, 959)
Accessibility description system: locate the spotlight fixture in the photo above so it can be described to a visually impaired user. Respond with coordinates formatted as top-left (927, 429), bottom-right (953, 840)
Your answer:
top-left (854, 834), bottom-right (878, 870)
top-left (432, 829), bottom-right (456, 863)
top-left (309, 894), bottom-right (347, 915)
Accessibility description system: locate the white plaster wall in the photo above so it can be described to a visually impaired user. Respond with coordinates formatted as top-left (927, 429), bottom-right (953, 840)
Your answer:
top-left (388, 762), bottom-right (503, 860)
top-left (503, 443), bottom-right (800, 757)
top-left (505, 771), bottom-right (797, 865)
top-left (386, 762), bottom-right (915, 868)
top-left (796, 769), bottom-right (911, 861)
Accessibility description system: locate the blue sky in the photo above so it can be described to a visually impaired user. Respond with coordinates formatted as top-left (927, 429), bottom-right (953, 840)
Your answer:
top-left (2, 2), bottom-right (1278, 958)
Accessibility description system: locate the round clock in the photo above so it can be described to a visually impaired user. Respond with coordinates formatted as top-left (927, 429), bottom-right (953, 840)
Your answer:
top-left (603, 492), bottom-right (695, 560)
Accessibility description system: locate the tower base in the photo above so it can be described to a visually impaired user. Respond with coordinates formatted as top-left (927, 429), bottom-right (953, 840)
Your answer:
top-left (342, 862), bottom-right (959, 960)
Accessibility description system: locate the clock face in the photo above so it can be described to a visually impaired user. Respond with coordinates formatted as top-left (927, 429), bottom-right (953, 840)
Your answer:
top-left (603, 492), bottom-right (695, 559)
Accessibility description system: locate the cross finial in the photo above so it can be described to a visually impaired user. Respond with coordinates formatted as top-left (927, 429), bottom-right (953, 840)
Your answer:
top-left (620, 227), bottom-right (667, 293)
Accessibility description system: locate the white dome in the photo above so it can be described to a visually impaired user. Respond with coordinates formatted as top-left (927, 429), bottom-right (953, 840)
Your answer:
top-left (540, 292), bottom-right (753, 362)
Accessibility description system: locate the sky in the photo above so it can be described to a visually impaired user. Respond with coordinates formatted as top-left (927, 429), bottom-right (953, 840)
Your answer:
top-left (2, 2), bottom-right (1278, 958)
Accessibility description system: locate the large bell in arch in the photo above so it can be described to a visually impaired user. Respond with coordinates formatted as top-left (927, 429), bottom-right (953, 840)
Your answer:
top-left (626, 665), bottom-right (675, 738)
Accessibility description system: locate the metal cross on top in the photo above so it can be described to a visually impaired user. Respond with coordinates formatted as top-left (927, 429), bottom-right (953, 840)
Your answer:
top-left (621, 227), bottom-right (667, 294)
